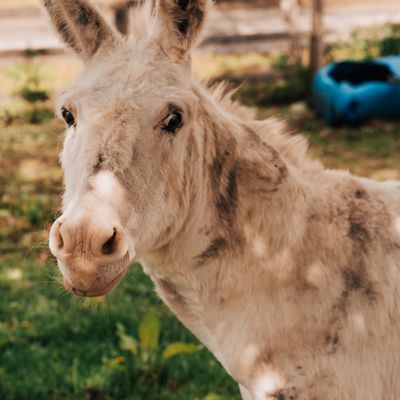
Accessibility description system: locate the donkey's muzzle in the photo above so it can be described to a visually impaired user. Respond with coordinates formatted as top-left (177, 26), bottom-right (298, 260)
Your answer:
top-left (49, 215), bottom-right (132, 296)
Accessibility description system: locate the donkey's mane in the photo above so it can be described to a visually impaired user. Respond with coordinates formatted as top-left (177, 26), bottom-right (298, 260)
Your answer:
top-left (128, 1), bottom-right (159, 40)
top-left (208, 81), bottom-right (323, 173)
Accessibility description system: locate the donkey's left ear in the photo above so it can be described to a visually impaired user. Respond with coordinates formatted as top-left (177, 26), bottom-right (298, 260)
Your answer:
top-left (156, 0), bottom-right (210, 59)
top-left (40, 0), bottom-right (118, 61)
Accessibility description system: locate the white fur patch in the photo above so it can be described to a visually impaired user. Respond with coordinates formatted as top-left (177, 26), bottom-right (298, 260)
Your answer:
top-left (252, 236), bottom-right (267, 257)
top-left (253, 370), bottom-right (284, 400)
top-left (91, 171), bottom-right (124, 203)
top-left (350, 312), bottom-right (367, 336)
top-left (241, 344), bottom-right (260, 370)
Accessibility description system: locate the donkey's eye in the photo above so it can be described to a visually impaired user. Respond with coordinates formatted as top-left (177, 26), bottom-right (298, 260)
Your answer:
top-left (61, 107), bottom-right (76, 127)
top-left (162, 112), bottom-right (183, 134)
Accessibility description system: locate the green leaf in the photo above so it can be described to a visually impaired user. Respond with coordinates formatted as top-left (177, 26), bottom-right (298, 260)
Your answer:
top-left (162, 342), bottom-right (200, 362)
top-left (116, 323), bottom-right (138, 355)
top-left (139, 310), bottom-right (160, 351)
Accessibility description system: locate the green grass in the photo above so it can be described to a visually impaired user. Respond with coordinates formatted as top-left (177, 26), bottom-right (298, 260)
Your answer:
top-left (0, 254), bottom-right (239, 400)
top-left (1, 54), bottom-right (400, 400)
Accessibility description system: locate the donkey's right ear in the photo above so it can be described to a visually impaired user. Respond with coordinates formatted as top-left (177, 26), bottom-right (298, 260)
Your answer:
top-left (156, 0), bottom-right (211, 60)
top-left (40, 0), bottom-right (118, 61)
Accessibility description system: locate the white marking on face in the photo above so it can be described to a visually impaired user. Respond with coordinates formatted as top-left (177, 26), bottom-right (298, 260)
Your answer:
top-left (91, 171), bottom-right (124, 204)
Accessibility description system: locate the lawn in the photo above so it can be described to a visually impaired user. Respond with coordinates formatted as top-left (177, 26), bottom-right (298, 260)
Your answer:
top-left (1, 54), bottom-right (400, 400)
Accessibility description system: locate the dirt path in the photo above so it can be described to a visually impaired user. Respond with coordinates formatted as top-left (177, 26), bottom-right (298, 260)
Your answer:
top-left (1, 4), bottom-right (400, 56)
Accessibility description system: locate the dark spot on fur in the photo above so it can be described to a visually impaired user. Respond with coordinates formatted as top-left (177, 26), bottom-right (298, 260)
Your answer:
top-left (178, 0), bottom-right (190, 9)
top-left (197, 237), bottom-right (227, 263)
top-left (267, 392), bottom-right (297, 400)
top-left (342, 269), bottom-right (376, 303)
top-left (78, 6), bottom-right (91, 26)
top-left (178, 19), bottom-right (189, 35)
top-left (343, 269), bottom-right (362, 291)
top-left (209, 138), bottom-right (239, 230)
top-left (272, 389), bottom-right (298, 400)
top-left (94, 153), bottom-right (106, 171)
top-left (325, 332), bottom-right (340, 353)
top-left (211, 150), bottom-right (230, 182)
top-left (216, 167), bottom-right (238, 225)
top-left (325, 267), bottom-right (377, 353)
top-left (349, 220), bottom-right (370, 245)
top-left (192, 7), bottom-right (204, 22)
top-left (347, 197), bottom-right (371, 252)
top-left (355, 189), bottom-right (367, 199)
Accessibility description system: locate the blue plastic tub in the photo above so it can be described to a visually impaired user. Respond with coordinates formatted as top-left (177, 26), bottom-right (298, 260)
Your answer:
top-left (313, 56), bottom-right (400, 124)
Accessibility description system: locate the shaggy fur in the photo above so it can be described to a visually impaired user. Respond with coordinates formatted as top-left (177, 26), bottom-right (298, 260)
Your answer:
top-left (44, 1), bottom-right (400, 399)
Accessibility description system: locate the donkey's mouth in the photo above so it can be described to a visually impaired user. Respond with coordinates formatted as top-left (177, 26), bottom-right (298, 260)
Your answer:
top-left (63, 267), bottom-right (128, 297)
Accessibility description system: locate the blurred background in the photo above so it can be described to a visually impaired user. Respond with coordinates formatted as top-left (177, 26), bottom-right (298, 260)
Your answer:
top-left (1, 0), bottom-right (400, 399)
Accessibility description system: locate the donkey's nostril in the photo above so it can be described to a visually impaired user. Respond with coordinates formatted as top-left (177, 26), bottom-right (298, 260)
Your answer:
top-left (102, 228), bottom-right (117, 255)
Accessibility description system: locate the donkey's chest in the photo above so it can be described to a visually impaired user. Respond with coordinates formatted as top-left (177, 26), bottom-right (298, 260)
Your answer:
top-left (151, 272), bottom-right (227, 363)
top-left (144, 257), bottom-right (400, 400)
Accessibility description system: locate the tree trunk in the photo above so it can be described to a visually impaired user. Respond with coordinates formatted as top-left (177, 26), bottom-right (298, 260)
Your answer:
top-left (281, 0), bottom-right (303, 66)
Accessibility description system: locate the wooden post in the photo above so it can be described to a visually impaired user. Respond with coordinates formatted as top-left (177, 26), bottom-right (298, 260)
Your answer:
top-left (310, 0), bottom-right (323, 74)
top-left (281, 0), bottom-right (302, 66)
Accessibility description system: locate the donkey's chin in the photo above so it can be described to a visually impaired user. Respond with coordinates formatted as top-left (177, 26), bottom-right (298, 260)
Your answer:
top-left (63, 266), bottom-right (128, 297)
top-left (60, 253), bottom-right (132, 297)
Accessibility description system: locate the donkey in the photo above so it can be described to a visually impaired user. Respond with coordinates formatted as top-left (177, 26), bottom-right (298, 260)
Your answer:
top-left (45, 0), bottom-right (400, 398)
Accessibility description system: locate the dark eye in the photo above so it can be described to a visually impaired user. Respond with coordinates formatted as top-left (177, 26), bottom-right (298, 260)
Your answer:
top-left (162, 112), bottom-right (183, 134)
top-left (61, 107), bottom-right (76, 127)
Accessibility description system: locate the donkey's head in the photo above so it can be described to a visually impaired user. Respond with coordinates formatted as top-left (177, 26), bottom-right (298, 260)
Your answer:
top-left (47, 0), bottom-right (211, 296)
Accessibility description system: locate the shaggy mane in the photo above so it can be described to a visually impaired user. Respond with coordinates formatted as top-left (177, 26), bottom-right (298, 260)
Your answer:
top-left (128, 0), bottom-right (158, 40)
top-left (208, 81), bottom-right (323, 173)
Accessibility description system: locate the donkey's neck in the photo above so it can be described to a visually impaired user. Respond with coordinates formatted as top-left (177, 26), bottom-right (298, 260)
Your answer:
top-left (146, 87), bottom-right (305, 271)
top-left (141, 91), bottom-right (311, 352)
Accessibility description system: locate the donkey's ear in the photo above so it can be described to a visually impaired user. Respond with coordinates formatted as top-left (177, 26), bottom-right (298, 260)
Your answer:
top-left (156, 0), bottom-right (210, 59)
top-left (40, 0), bottom-right (118, 60)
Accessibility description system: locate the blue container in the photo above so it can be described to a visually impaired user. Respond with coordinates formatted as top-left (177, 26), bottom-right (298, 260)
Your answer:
top-left (313, 56), bottom-right (400, 124)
